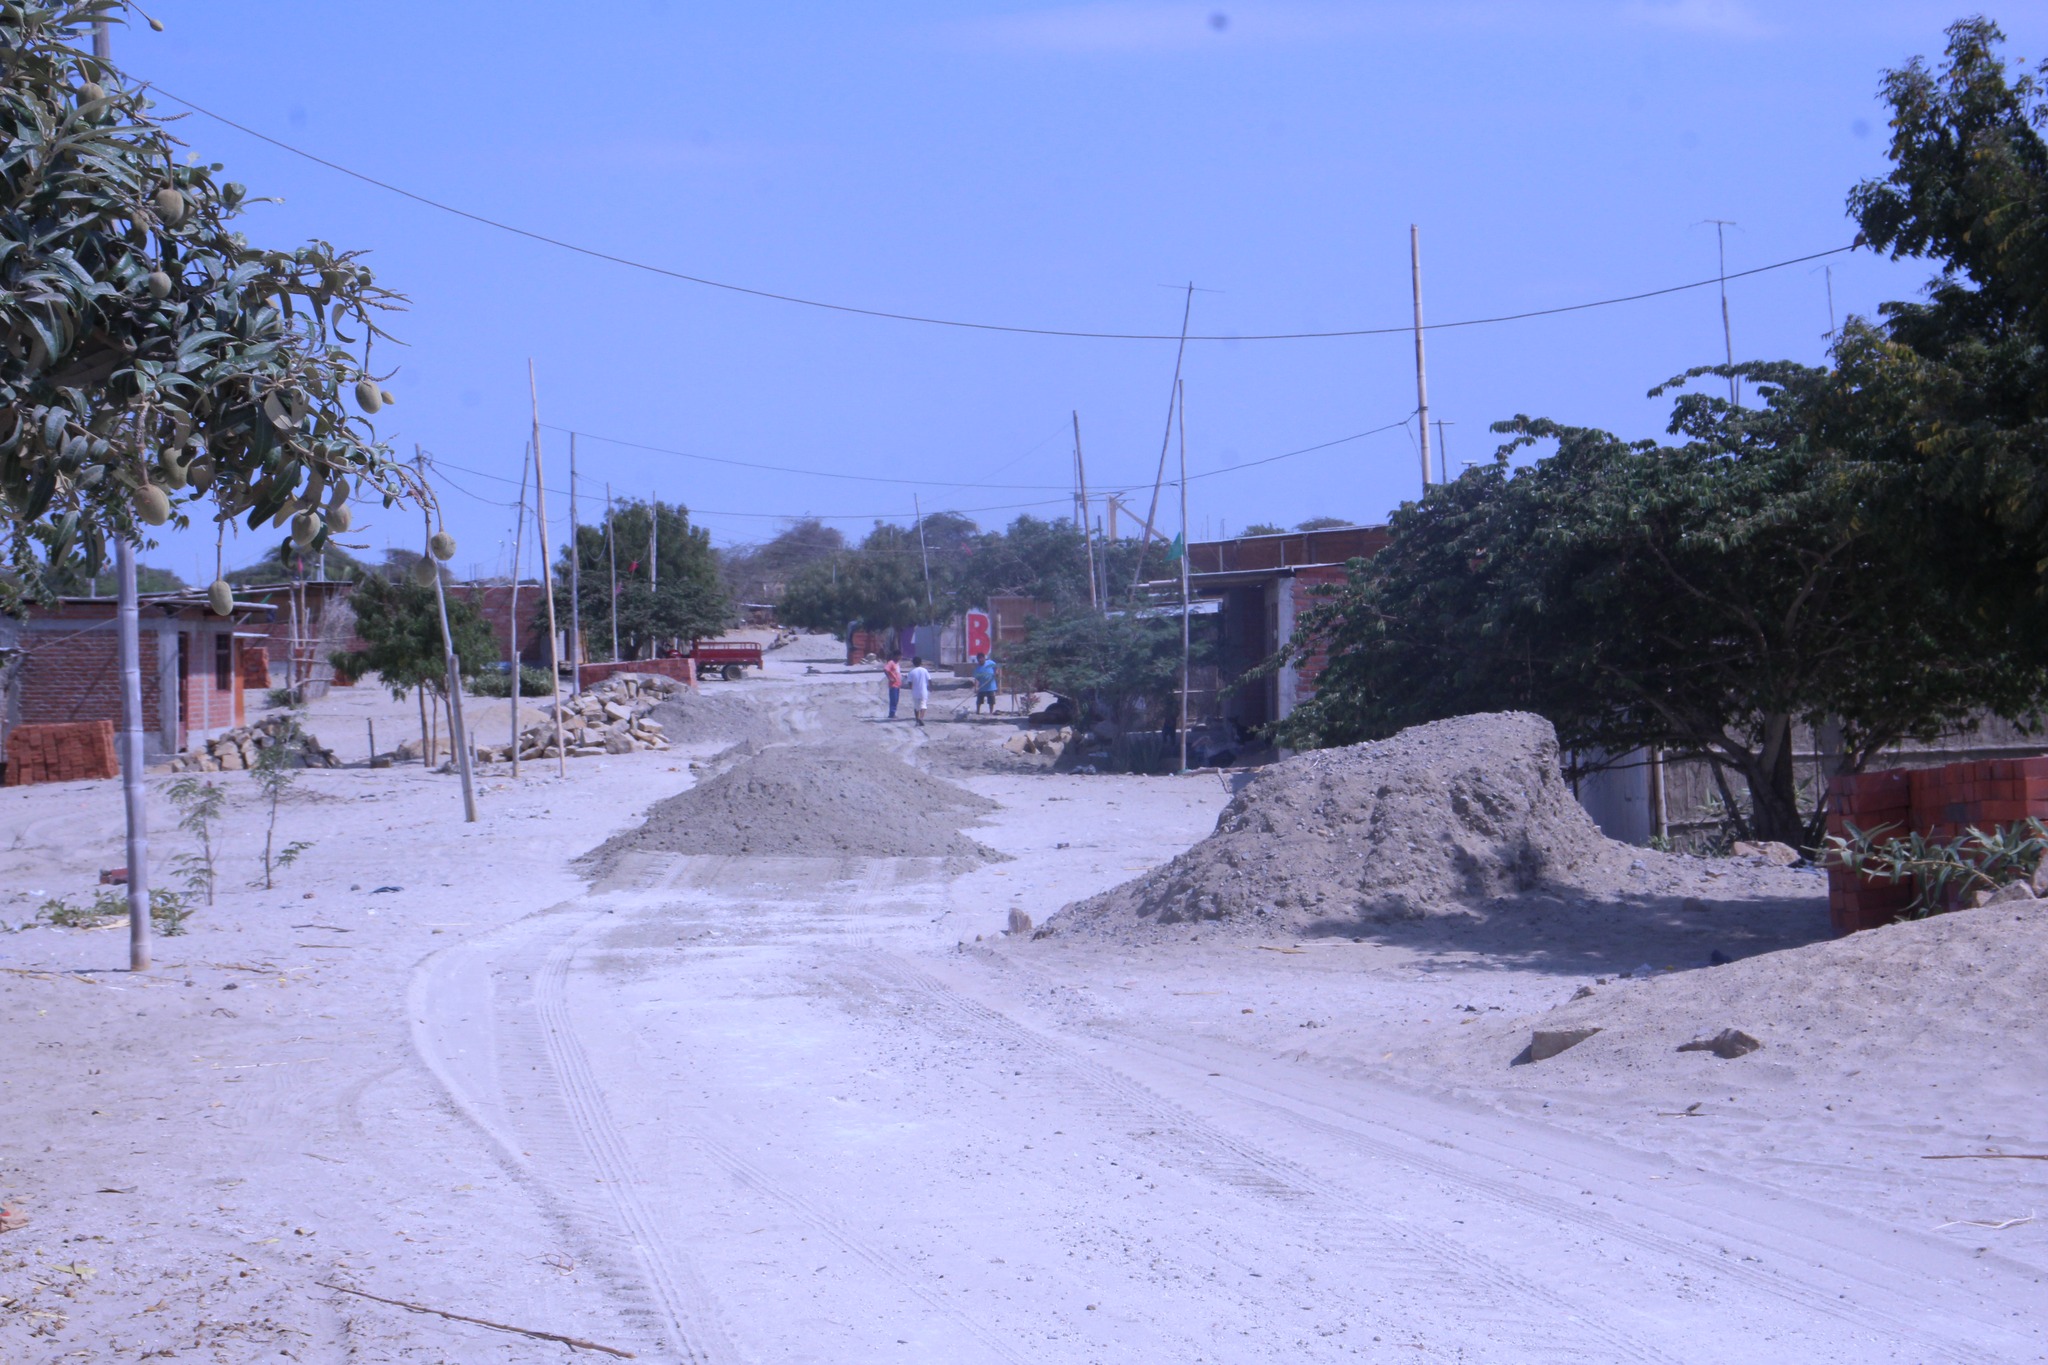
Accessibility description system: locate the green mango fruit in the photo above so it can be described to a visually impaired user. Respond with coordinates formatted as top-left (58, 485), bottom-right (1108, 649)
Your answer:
top-left (134, 484), bottom-right (170, 525)
top-left (429, 530), bottom-right (456, 561)
top-left (208, 579), bottom-right (234, 616)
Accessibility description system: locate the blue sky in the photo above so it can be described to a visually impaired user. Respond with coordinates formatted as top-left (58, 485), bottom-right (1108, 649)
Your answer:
top-left (116, 1), bottom-right (2040, 580)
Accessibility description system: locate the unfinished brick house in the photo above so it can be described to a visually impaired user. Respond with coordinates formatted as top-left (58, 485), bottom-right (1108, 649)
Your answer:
top-left (0, 592), bottom-right (278, 770)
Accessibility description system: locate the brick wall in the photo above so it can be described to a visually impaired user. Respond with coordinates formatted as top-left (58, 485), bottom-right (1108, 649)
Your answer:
top-left (1289, 566), bottom-right (1349, 700)
top-left (578, 658), bottom-right (693, 689)
top-left (4, 720), bottom-right (117, 786)
top-left (240, 643), bottom-right (271, 690)
top-left (1824, 757), bottom-right (2048, 934)
top-left (448, 583), bottom-right (550, 665)
top-left (13, 615), bottom-right (163, 737)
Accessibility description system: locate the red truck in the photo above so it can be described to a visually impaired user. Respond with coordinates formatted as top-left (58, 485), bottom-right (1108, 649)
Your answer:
top-left (690, 638), bottom-right (764, 681)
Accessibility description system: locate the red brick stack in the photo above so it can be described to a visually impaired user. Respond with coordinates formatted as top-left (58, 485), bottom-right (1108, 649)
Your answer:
top-left (2, 720), bottom-right (119, 786)
top-left (239, 643), bottom-right (270, 690)
top-left (1825, 757), bottom-right (2048, 934)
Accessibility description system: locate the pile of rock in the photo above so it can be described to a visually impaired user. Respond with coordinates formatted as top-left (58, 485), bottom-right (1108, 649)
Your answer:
top-left (165, 716), bottom-right (340, 773)
top-left (477, 673), bottom-right (680, 763)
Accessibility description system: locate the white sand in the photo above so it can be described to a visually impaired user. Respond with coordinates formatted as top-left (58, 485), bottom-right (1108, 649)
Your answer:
top-left (2, 646), bottom-right (2041, 1361)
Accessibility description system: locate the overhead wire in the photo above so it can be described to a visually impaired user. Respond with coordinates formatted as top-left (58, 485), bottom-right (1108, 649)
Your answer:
top-left (140, 79), bottom-right (1857, 344)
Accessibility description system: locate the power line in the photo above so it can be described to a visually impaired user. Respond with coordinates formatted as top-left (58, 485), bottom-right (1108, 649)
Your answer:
top-left (142, 80), bottom-right (1855, 344)
top-left (545, 423), bottom-right (1076, 491)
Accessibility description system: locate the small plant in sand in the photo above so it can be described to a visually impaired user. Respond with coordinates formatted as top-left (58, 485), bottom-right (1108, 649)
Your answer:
top-left (166, 776), bottom-right (225, 905)
top-left (1819, 819), bottom-right (2048, 917)
top-left (38, 888), bottom-right (194, 936)
top-left (250, 717), bottom-right (317, 890)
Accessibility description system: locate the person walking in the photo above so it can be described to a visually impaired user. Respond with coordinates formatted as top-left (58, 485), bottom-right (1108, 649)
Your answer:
top-left (906, 656), bottom-right (932, 727)
top-left (883, 652), bottom-right (903, 720)
top-left (972, 652), bottom-right (1000, 715)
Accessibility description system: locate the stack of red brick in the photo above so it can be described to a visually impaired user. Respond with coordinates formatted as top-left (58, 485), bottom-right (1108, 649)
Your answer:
top-left (2, 720), bottom-right (119, 786)
top-left (1825, 757), bottom-right (2048, 934)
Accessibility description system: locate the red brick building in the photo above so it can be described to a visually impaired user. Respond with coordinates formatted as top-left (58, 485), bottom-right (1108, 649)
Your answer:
top-left (1149, 525), bottom-right (1387, 735)
top-left (0, 592), bottom-right (278, 766)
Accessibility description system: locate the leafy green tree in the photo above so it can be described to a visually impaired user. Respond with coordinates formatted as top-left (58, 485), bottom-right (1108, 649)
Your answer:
top-left (1239, 522), bottom-right (1286, 537)
top-left (0, 3), bottom-right (421, 611)
top-left (1830, 18), bottom-right (2048, 630)
top-left (225, 538), bottom-right (373, 586)
top-left (1279, 364), bottom-right (2042, 845)
top-left (1006, 607), bottom-right (1209, 733)
top-left (718, 517), bottom-right (844, 605)
top-left (329, 571), bottom-right (497, 702)
top-left (561, 497), bottom-right (729, 659)
top-left (953, 515), bottom-right (1096, 610)
top-left (1294, 516), bottom-right (1353, 532)
top-left (779, 520), bottom-right (930, 633)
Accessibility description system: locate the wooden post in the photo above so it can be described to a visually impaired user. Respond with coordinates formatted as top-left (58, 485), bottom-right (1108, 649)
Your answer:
top-left (507, 443), bottom-right (529, 777)
top-left (1411, 224), bottom-right (1433, 493)
top-left (1133, 284), bottom-right (1195, 594)
top-left (568, 432), bottom-right (582, 696)
top-left (1074, 410), bottom-right (1098, 611)
top-left (116, 534), bottom-right (150, 972)
top-left (1177, 380), bottom-right (1191, 776)
top-left (528, 361), bottom-right (569, 776)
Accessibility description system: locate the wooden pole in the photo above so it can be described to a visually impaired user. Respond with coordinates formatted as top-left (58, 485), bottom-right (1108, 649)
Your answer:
top-left (568, 433), bottom-right (582, 695)
top-left (103, 24), bottom-right (148, 974)
top-left (1176, 380), bottom-right (1191, 776)
top-left (914, 494), bottom-right (932, 606)
top-left (528, 361), bottom-right (568, 776)
top-left (605, 482), bottom-right (620, 661)
top-left (1411, 224), bottom-right (1433, 493)
top-left (421, 450), bottom-right (477, 822)
top-left (1133, 284), bottom-right (1195, 594)
top-left (507, 442), bottom-right (529, 777)
top-left (1073, 410), bottom-right (1098, 611)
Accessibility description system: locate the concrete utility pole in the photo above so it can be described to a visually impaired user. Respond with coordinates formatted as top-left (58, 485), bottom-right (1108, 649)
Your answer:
top-left (527, 361), bottom-right (568, 775)
top-left (1410, 224), bottom-right (1433, 493)
top-left (568, 433), bottom-right (582, 695)
top-left (100, 19), bottom-right (149, 973)
top-left (1707, 219), bottom-right (1739, 406)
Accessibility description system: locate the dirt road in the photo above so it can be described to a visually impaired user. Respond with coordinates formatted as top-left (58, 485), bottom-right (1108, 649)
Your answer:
top-left (3, 641), bottom-right (2041, 1361)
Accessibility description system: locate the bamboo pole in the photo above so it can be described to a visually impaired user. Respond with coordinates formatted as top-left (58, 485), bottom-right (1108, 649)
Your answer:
top-left (1177, 379), bottom-right (1191, 776)
top-left (507, 443), bottom-right (529, 777)
top-left (115, 534), bottom-right (150, 972)
top-left (528, 361), bottom-right (568, 776)
top-left (421, 450), bottom-right (478, 822)
top-left (1074, 410), bottom-right (1097, 611)
top-left (568, 432), bottom-right (582, 696)
top-left (605, 482), bottom-right (620, 662)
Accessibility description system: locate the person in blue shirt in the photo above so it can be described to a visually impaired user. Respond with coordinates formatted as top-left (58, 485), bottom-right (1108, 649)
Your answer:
top-left (972, 653), bottom-right (1000, 715)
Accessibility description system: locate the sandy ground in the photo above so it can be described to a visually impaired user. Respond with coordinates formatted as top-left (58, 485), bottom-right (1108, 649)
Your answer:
top-left (1, 635), bottom-right (2042, 1362)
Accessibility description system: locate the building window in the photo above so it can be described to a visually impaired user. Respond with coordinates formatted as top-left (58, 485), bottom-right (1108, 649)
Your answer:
top-left (214, 632), bottom-right (233, 691)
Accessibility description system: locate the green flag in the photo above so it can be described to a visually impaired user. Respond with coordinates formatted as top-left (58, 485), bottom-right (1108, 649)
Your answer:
top-left (1167, 532), bottom-right (1185, 562)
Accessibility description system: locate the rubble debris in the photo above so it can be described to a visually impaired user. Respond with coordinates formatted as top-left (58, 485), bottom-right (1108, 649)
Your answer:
top-left (163, 715), bottom-right (339, 773)
top-left (477, 673), bottom-right (682, 764)
top-left (1732, 840), bottom-right (1801, 866)
top-left (1517, 1027), bottom-right (1602, 1064)
top-left (1678, 1028), bottom-right (1763, 1059)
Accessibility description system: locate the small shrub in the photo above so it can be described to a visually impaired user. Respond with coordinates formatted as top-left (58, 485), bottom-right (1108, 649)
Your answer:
top-left (1818, 818), bottom-right (2048, 917)
top-left (36, 888), bottom-right (194, 935)
top-left (265, 687), bottom-right (304, 709)
top-left (470, 665), bottom-right (554, 698)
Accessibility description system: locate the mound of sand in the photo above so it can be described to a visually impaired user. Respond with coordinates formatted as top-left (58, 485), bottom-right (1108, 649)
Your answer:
top-left (585, 744), bottom-right (1003, 871)
top-left (645, 692), bottom-right (788, 750)
top-left (1434, 903), bottom-right (2048, 1083)
top-left (1050, 712), bottom-right (1629, 937)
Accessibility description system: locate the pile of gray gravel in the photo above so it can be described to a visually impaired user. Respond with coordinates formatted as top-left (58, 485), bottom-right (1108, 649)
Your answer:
top-left (644, 693), bottom-right (788, 750)
top-left (1050, 712), bottom-right (1630, 938)
top-left (586, 744), bottom-right (1003, 872)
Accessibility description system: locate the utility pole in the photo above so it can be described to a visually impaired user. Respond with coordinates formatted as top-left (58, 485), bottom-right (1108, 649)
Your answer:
top-left (421, 448), bottom-right (477, 822)
top-left (605, 482), bottom-right (620, 661)
top-left (1073, 410), bottom-right (1098, 611)
top-left (647, 490), bottom-right (658, 656)
top-left (507, 443), bottom-right (528, 778)
top-left (1706, 218), bottom-right (1739, 406)
top-left (527, 361), bottom-right (568, 776)
top-left (1433, 419), bottom-right (1455, 485)
top-left (913, 494), bottom-right (933, 605)
top-left (1824, 264), bottom-right (1837, 344)
top-left (1411, 224), bottom-right (1433, 493)
top-left (100, 19), bottom-right (149, 973)
top-left (567, 432), bottom-right (581, 696)
top-left (1134, 284), bottom-right (1196, 594)
top-left (1176, 380), bottom-right (1192, 776)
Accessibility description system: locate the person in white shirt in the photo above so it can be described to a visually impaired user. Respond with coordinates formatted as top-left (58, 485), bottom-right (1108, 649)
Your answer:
top-left (906, 656), bottom-right (932, 727)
